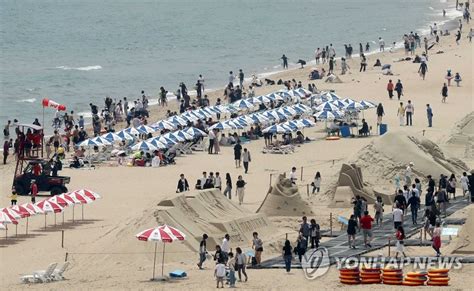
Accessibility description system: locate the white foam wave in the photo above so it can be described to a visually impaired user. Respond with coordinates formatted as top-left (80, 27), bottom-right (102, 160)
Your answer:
top-left (17, 98), bottom-right (36, 103)
top-left (56, 65), bottom-right (102, 71)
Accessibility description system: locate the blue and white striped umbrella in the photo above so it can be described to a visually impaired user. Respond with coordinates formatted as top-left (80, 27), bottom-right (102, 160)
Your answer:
top-left (292, 104), bottom-right (312, 114)
top-left (296, 118), bottom-right (315, 128)
top-left (245, 97), bottom-right (262, 105)
top-left (77, 139), bottom-right (101, 147)
top-left (131, 141), bottom-right (158, 152)
top-left (249, 113), bottom-right (270, 124)
top-left (151, 120), bottom-right (176, 131)
top-left (174, 130), bottom-right (194, 141)
top-left (90, 136), bottom-right (112, 146)
top-left (255, 95), bottom-right (272, 104)
top-left (232, 99), bottom-right (254, 110)
top-left (262, 124), bottom-right (292, 134)
top-left (315, 101), bottom-right (340, 112)
top-left (184, 127), bottom-right (208, 137)
top-left (101, 132), bottom-right (126, 142)
top-left (124, 127), bottom-right (141, 135)
top-left (344, 101), bottom-right (364, 111)
top-left (287, 89), bottom-right (305, 98)
top-left (266, 93), bottom-right (285, 101)
top-left (196, 109), bottom-right (213, 118)
top-left (331, 100), bottom-right (347, 108)
top-left (276, 91), bottom-right (292, 99)
top-left (209, 122), bottom-right (233, 131)
top-left (148, 138), bottom-right (169, 149)
top-left (116, 130), bottom-right (136, 140)
top-left (135, 125), bottom-right (156, 134)
top-left (360, 100), bottom-right (377, 109)
top-left (154, 136), bottom-right (177, 147)
top-left (319, 91), bottom-right (340, 101)
top-left (313, 110), bottom-right (343, 120)
top-left (341, 98), bottom-right (356, 105)
top-left (225, 120), bottom-right (245, 129)
top-left (168, 116), bottom-right (189, 126)
top-left (284, 120), bottom-right (301, 130)
top-left (277, 107), bottom-right (297, 117)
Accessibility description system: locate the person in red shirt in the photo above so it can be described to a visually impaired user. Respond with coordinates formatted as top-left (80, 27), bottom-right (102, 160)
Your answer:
top-left (33, 163), bottom-right (42, 176)
top-left (30, 180), bottom-right (38, 203)
top-left (360, 211), bottom-right (374, 248)
top-left (387, 79), bottom-right (394, 99)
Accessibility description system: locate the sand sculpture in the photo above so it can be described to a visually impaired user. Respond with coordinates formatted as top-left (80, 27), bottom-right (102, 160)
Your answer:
top-left (452, 208), bottom-right (474, 255)
top-left (155, 189), bottom-right (278, 251)
top-left (256, 174), bottom-right (313, 216)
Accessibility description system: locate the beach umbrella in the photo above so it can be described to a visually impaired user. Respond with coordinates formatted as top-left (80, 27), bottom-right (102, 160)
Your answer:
top-left (2, 208), bottom-right (22, 236)
top-left (262, 124), bottom-right (292, 134)
top-left (168, 116), bottom-right (188, 126)
top-left (35, 199), bottom-right (63, 229)
top-left (309, 95), bottom-right (324, 106)
top-left (315, 101), bottom-right (339, 112)
top-left (246, 97), bottom-right (262, 105)
top-left (331, 100), bottom-right (347, 108)
top-left (341, 98), bottom-right (356, 105)
top-left (184, 127), bottom-right (207, 138)
top-left (131, 141), bottom-right (158, 152)
top-left (225, 120), bottom-right (245, 130)
top-left (284, 120), bottom-right (301, 130)
top-left (90, 136), bottom-right (112, 146)
top-left (232, 118), bottom-right (249, 128)
top-left (248, 113), bottom-right (269, 124)
top-left (136, 125), bottom-right (156, 134)
top-left (313, 110), bottom-right (343, 120)
top-left (136, 225), bottom-right (186, 280)
top-left (56, 193), bottom-right (77, 222)
top-left (175, 130), bottom-right (194, 141)
top-left (277, 107), bottom-right (297, 117)
top-left (360, 100), bottom-right (377, 109)
top-left (75, 189), bottom-right (101, 201)
top-left (232, 99), bottom-right (254, 110)
top-left (67, 192), bottom-right (94, 221)
top-left (77, 138), bottom-right (101, 147)
top-left (266, 93), bottom-right (285, 101)
top-left (153, 136), bottom-right (176, 147)
top-left (319, 91), bottom-right (340, 101)
top-left (208, 121), bottom-right (233, 131)
top-left (161, 132), bottom-right (183, 143)
top-left (0, 211), bottom-right (18, 239)
top-left (116, 130), bottom-right (135, 141)
top-left (292, 104), bottom-right (311, 114)
top-left (344, 101), bottom-right (364, 111)
top-left (101, 132), bottom-right (126, 143)
top-left (150, 120), bottom-right (176, 131)
top-left (255, 95), bottom-right (272, 104)
top-left (297, 118), bottom-right (315, 128)
top-left (124, 127), bottom-right (141, 135)
top-left (49, 195), bottom-right (73, 225)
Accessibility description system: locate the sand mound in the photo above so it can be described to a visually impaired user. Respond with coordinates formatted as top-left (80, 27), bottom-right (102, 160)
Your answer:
top-left (330, 164), bottom-right (394, 207)
top-left (256, 174), bottom-right (313, 216)
top-left (155, 189), bottom-right (278, 251)
top-left (443, 112), bottom-right (474, 161)
top-left (352, 132), bottom-right (468, 186)
top-left (452, 208), bottom-right (474, 254)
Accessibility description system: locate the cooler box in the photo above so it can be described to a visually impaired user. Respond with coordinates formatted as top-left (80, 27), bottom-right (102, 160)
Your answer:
top-left (379, 124), bottom-right (388, 135)
top-left (340, 126), bottom-right (351, 137)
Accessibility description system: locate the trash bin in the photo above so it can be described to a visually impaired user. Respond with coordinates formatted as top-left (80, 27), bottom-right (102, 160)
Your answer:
top-left (379, 124), bottom-right (388, 135)
top-left (340, 126), bottom-right (351, 137)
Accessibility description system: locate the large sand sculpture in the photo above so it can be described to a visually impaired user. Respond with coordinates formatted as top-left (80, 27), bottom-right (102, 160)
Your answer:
top-left (155, 189), bottom-right (278, 251)
top-left (331, 163), bottom-right (394, 207)
top-left (452, 208), bottom-right (474, 255)
top-left (256, 174), bottom-right (313, 216)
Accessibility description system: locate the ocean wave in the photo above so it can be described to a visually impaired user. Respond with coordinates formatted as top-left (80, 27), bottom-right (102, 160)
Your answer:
top-left (25, 87), bottom-right (40, 93)
top-left (17, 98), bottom-right (37, 103)
top-left (55, 65), bottom-right (102, 71)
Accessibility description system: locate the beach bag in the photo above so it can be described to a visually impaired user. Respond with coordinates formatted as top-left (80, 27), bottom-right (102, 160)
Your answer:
top-left (251, 256), bottom-right (257, 266)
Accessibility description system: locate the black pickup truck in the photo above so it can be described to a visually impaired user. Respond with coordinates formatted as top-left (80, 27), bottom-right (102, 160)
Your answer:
top-left (14, 160), bottom-right (70, 196)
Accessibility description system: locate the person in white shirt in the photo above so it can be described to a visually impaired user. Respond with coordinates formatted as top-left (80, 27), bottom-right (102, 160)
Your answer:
top-left (214, 262), bottom-right (226, 288)
top-left (405, 162), bottom-right (413, 185)
top-left (208, 129), bottom-right (216, 154)
top-left (289, 167), bottom-right (297, 184)
top-left (228, 71), bottom-right (235, 85)
top-left (379, 37), bottom-right (385, 51)
top-left (215, 172), bottom-right (222, 191)
top-left (198, 171), bottom-right (207, 190)
top-left (199, 74), bottom-right (205, 92)
top-left (393, 205), bottom-right (404, 229)
top-left (460, 172), bottom-right (470, 196)
top-left (221, 234), bottom-right (230, 263)
top-left (411, 184), bottom-right (420, 198)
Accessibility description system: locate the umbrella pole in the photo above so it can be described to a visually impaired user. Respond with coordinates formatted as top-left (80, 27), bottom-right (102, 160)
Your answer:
top-left (44, 213), bottom-right (47, 230)
top-left (15, 224), bottom-right (17, 237)
top-left (26, 217), bottom-right (29, 235)
top-left (161, 243), bottom-right (166, 278)
top-left (73, 205), bottom-right (75, 223)
top-left (82, 204), bottom-right (84, 220)
top-left (152, 242), bottom-right (158, 280)
top-left (54, 213), bottom-right (57, 226)
top-left (62, 211), bottom-right (64, 225)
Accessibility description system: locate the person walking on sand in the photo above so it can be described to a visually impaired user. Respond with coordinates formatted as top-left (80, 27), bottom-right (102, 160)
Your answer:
top-left (236, 175), bottom-right (246, 205)
top-left (310, 219), bottom-right (321, 248)
top-left (10, 190), bottom-right (17, 206)
top-left (282, 239), bottom-right (293, 273)
top-left (223, 173), bottom-right (232, 199)
top-left (252, 232), bottom-right (263, 266)
top-left (235, 247), bottom-right (248, 282)
top-left (312, 172), bottom-right (321, 193)
top-left (395, 79), bottom-right (403, 100)
top-left (395, 226), bottom-right (407, 258)
top-left (461, 172), bottom-right (469, 197)
top-left (197, 233), bottom-right (208, 269)
top-left (387, 80), bottom-right (394, 99)
top-left (233, 140), bottom-right (242, 168)
top-left (441, 83), bottom-right (448, 103)
top-left (392, 203), bottom-right (404, 229)
top-left (242, 148), bottom-right (251, 174)
top-left (432, 222), bottom-right (442, 256)
top-left (374, 196), bottom-right (384, 226)
top-left (360, 211), bottom-right (374, 248)
top-left (419, 62), bottom-right (428, 80)
top-left (221, 234), bottom-right (231, 263)
top-left (397, 102), bottom-right (405, 126)
top-left (3, 140), bottom-right (9, 164)
top-left (455, 30), bottom-right (461, 45)
top-left (407, 191), bottom-right (421, 225)
top-left (379, 37), bottom-right (385, 51)
top-left (281, 54), bottom-right (289, 69)
top-left (347, 215), bottom-right (358, 249)
top-left (376, 103), bottom-right (385, 125)
top-left (405, 100), bottom-right (414, 126)
top-left (454, 72), bottom-right (462, 87)
top-left (295, 233), bottom-right (308, 263)
top-left (176, 174), bottom-right (190, 192)
top-left (359, 54), bottom-right (367, 72)
top-left (214, 260), bottom-right (226, 288)
top-left (238, 69), bottom-right (245, 88)
top-left (426, 104), bottom-right (433, 127)
top-left (208, 129), bottom-right (215, 154)
top-left (289, 166), bottom-right (297, 184)
top-left (227, 252), bottom-right (236, 287)
top-left (341, 57), bottom-right (350, 74)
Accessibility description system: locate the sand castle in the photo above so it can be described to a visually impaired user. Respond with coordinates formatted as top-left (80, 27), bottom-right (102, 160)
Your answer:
top-left (256, 174), bottom-right (313, 216)
top-left (452, 208), bottom-right (474, 255)
top-left (155, 189), bottom-right (278, 251)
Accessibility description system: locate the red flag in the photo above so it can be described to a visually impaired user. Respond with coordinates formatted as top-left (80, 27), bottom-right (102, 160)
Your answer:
top-left (42, 98), bottom-right (66, 111)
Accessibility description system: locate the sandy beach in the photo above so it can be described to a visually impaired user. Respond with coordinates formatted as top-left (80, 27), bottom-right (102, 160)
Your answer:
top-left (1, 2), bottom-right (473, 289)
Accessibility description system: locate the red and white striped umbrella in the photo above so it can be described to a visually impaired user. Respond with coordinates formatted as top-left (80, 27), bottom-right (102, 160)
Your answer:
top-left (25, 203), bottom-right (44, 215)
top-left (0, 211), bottom-right (18, 225)
top-left (75, 189), bottom-right (101, 201)
top-left (36, 200), bottom-right (63, 229)
top-left (66, 191), bottom-right (95, 221)
top-left (0, 223), bottom-right (5, 230)
top-left (2, 208), bottom-right (22, 219)
top-left (12, 204), bottom-right (34, 217)
top-left (49, 195), bottom-right (74, 225)
top-left (136, 225), bottom-right (186, 280)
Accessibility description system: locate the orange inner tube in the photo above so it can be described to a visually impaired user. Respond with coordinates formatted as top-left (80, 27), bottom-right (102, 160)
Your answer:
top-left (340, 279), bottom-right (360, 285)
top-left (361, 267), bottom-right (381, 272)
top-left (383, 280), bottom-right (403, 285)
top-left (407, 272), bottom-right (427, 277)
top-left (429, 277), bottom-right (450, 282)
top-left (361, 274), bottom-right (381, 279)
top-left (326, 136), bottom-right (341, 141)
top-left (404, 277), bottom-right (426, 283)
top-left (428, 269), bottom-right (449, 273)
top-left (360, 279), bottom-right (382, 284)
top-left (428, 273), bottom-right (449, 278)
top-left (427, 281), bottom-right (449, 286)
top-left (402, 281), bottom-right (425, 286)
top-left (340, 275), bottom-right (360, 280)
top-left (383, 268), bottom-right (402, 272)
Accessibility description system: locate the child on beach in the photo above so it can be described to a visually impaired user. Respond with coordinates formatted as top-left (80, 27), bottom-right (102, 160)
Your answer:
top-left (214, 261), bottom-right (226, 288)
top-left (10, 190), bottom-right (17, 206)
top-left (312, 172), bottom-right (321, 194)
top-left (30, 180), bottom-right (38, 203)
top-left (395, 226), bottom-right (406, 258)
top-left (227, 252), bottom-right (236, 287)
top-left (374, 196), bottom-right (384, 226)
top-left (432, 222), bottom-right (442, 257)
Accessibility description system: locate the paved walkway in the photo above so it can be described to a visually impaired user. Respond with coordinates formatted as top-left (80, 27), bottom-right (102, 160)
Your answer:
top-left (260, 198), bottom-right (470, 269)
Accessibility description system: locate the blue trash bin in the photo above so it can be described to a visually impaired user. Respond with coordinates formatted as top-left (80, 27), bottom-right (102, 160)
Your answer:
top-left (379, 124), bottom-right (388, 135)
top-left (340, 126), bottom-right (351, 137)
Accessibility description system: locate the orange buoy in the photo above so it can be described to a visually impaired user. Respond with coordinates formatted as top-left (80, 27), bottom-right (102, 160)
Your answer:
top-left (427, 272), bottom-right (449, 278)
top-left (428, 268), bottom-right (449, 274)
top-left (340, 275), bottom-right (360, 280)
top-left (429, 277), bottom-right (450, 282)
top-left (360, 279), bottom-right (381, 284)
top-left (402, 281), bottom-right (425, 286)
top-left (383, 280), bottom-right (403, 285)
top-left (404, 277), bottom-right (426, 283)
top-left (407, 271), bottom-right (427, 277)
top-left (326, 136), bottom-right (341, 141)
top-left (340, 279), bottom-right (360, 285)
top-left (427, 281), bottom-right (449, 286)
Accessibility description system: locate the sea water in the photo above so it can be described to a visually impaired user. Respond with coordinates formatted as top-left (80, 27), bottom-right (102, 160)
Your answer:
top-left (0, 0), bottom-right (460, 128)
